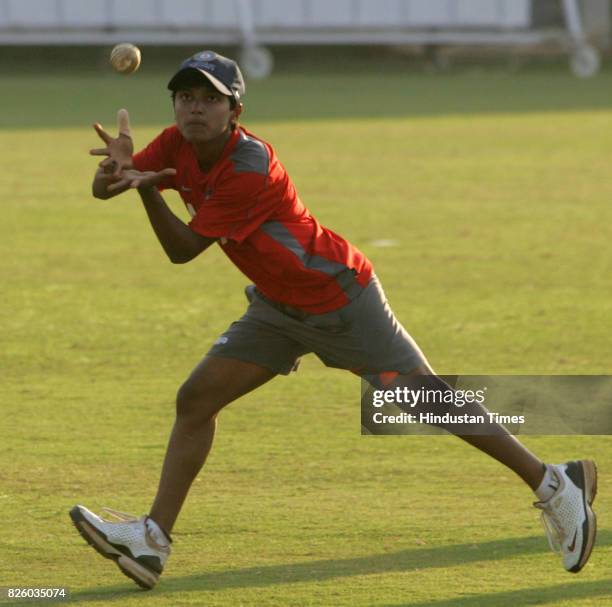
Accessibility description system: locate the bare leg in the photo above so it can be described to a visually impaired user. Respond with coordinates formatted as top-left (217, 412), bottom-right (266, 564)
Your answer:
top-left (458, 430), bottom-right (544, 490)
top-left (408, 363), bottom-right (545, 491)
top-left (149, 356), bottom-right (276, 532)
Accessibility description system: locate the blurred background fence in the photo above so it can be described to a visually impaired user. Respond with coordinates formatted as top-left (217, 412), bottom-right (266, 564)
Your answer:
top-left (0, 0), bottom-right (609, 77)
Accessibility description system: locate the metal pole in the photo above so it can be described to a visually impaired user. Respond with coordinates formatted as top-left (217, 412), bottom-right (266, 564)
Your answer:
top-left (235, 0), bottom-right (257, 48)
top-left (561, 0), bottom-right (586, 45)
top-left (561, 0), bottom-right (601, 77)
top-left (0, 0), bottom-right (11, 26)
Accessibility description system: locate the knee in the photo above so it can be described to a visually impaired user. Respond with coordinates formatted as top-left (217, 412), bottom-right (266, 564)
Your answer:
top-left (402, 368), bottom-right (451, 392)
top-left (393, 370), bottom-right (455, 416)
top-left (176, 379), bottom-right (218, 423)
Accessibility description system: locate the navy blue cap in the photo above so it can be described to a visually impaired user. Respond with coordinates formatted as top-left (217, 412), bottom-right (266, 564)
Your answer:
top-left (167, 50), bottom-right (245, 101)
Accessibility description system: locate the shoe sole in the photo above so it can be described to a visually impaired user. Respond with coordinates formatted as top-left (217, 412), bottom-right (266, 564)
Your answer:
top-left (569, 460), bottom-right (597, 573)
top-left (69, 506), bottom-right (159, 590)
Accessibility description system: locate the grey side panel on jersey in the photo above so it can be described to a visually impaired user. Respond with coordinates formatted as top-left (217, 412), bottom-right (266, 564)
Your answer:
top-left (260, 221), bottom-right (363, 300)
top-left (260, 222), bottom-right (305, 261)
top-left (231, 132), bottom-right (269, 175)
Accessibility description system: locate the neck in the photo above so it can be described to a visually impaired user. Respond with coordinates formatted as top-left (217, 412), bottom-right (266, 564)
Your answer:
top-left (192, 129), bottom-right (233, 172)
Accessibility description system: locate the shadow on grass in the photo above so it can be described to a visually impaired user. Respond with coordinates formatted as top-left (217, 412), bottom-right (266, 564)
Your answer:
top-left (70, 530), bottom-right (612, 602)
top-left (2, 66), bottom-right (612, 130)
top-left (383, 578), bottom-right (612, 607)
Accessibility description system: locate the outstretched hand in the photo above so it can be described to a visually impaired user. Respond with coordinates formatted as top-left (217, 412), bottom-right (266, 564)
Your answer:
top-left (107, 168), bottom-right (177, 192)
top-left (90, 108), bottom-right (134, 178)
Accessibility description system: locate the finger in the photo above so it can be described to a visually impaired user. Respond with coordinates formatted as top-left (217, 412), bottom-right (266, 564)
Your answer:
top-left (130, 180), bottom-right (141, 189)
top-left (142, 168), bottom-right (175, 186)
top-left (117, 108), bottom-right (131, 138)
top-left (96, 170), bottom-right (120, 181)
top-left (101, 160), bottom-right (118, 175)
top-left (98, 157), bottom-right (115, 171)
top-left (100, 156), bottom-right (125, 178)
top-left (93, 123), bottom-right (112, 144)
top-left (112, 162), bottom-right (126, 178)
top-left (90, 148), bottom-right (110, 156)
top-left (107, 178), bottom-right (131, 192)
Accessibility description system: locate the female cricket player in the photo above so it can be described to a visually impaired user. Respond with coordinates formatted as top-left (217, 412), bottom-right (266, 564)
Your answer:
top-left (69, 51), bottom-right (597, 589)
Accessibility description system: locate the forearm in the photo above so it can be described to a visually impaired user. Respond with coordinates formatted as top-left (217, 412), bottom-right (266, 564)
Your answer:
top-left (137, 185), bottom-right (215, 263)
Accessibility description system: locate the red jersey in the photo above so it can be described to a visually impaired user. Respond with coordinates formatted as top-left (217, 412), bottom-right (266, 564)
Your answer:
top-left (132, 126), bottom-right (373, 314)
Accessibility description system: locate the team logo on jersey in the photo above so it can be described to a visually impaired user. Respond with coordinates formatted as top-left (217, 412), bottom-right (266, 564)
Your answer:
top-left (214, 335), bottom-right (229, 345)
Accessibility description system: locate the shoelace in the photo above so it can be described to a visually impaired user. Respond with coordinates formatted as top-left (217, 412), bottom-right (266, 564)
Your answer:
top-left (534, 502), bottom-right (563, 553)
top-left (101, 507), bottom-right (139, 523)
top-left (100, 507), bottom-right (170, 549)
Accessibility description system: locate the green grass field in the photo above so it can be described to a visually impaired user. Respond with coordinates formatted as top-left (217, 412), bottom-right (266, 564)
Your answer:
top-left (1, 53), bottom-right (612, 606)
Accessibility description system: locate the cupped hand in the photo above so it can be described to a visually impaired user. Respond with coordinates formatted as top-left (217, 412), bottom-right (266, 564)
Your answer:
top-left (90, 109), bottom-right (134, 177)
top-left (107, 168), bottom-right (177, 192)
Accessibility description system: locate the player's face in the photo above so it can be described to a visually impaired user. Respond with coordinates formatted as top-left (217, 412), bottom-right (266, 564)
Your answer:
top-left (173, 85), bottom-right (235, 143)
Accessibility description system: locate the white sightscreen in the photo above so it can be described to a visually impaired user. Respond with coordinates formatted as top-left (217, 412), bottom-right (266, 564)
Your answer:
top-left (0, 0), bottom-right (532, 29)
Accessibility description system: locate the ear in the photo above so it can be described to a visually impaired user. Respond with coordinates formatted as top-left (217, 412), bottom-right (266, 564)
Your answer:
top-left (233, 102), bottom-right (244, 121)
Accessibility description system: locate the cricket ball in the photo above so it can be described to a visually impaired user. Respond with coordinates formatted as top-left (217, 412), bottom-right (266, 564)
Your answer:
top-left (110, 43), bottom-right (141, 74)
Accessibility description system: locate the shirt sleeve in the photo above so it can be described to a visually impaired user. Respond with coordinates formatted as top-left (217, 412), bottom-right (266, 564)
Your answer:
top-left (132, 127), bottom-right (178, 191)
top-left (189, 171), bottom-right (280, 244)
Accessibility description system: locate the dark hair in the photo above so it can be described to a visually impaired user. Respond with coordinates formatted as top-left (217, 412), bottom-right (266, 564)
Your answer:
top-left (169, 72), bottom-right (237, 106)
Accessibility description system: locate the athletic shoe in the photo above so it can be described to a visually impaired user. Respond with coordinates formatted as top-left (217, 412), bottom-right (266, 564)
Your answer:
top-left (69, 505), bottom-right (171, 589)
top-left (534, 460), bottom-right (597, 573)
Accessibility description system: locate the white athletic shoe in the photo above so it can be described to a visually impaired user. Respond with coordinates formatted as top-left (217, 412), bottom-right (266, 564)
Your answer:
top-left (534, 460), bottom-right (597, 573)
top-left (69, 505), bottom-right (171, 589)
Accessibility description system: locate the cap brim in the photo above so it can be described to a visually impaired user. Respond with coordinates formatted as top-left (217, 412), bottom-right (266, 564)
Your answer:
top-left (167, 67), bottom-right (233, 97)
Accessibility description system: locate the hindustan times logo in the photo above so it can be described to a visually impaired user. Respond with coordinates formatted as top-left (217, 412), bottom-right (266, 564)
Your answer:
top-left (371, 386), bottom-right (487, 408)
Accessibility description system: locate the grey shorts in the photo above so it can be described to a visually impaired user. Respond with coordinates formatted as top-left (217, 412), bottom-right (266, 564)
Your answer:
top-left (207, 276), bottom-right (426, 377)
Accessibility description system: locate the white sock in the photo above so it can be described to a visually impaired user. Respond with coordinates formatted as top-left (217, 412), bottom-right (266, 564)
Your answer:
top-left (145, 517), bottom-right (171, 547)
top-left (535, 464), bottom-right (560, 502)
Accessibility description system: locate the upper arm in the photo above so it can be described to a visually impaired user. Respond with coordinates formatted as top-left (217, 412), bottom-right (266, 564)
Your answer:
top-left (179, 229), bottom-right (218, 263)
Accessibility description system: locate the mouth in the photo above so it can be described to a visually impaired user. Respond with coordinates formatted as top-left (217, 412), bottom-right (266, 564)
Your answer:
top-left (185, 121), bottom-right (208, 128)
